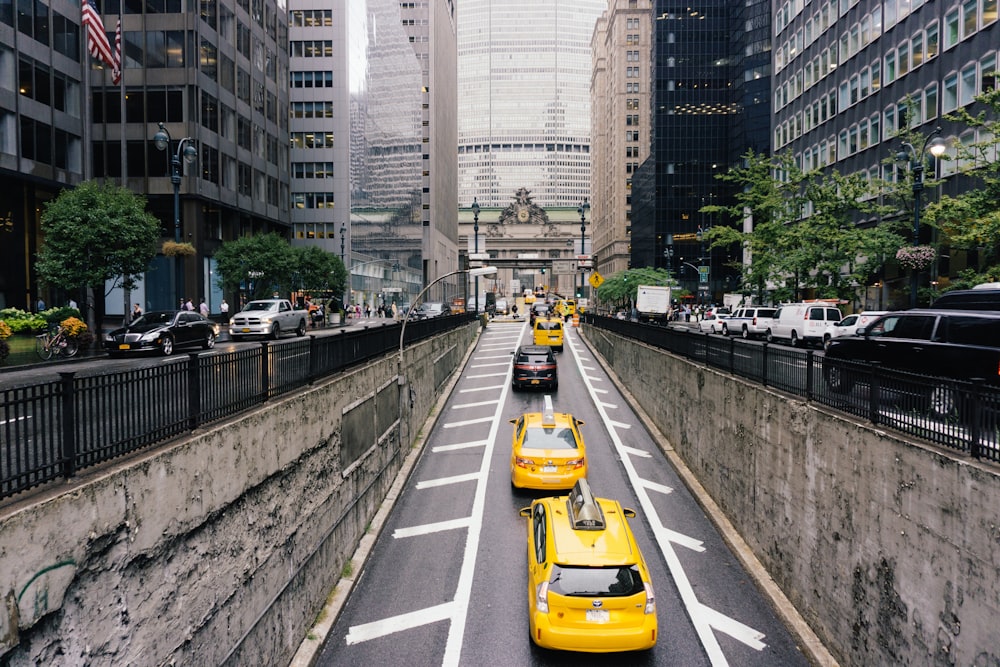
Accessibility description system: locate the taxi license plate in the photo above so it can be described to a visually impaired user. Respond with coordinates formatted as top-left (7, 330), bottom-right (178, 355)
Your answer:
top-left (542, 465), bottom-right (557, 473)
top-left (241, 328), bottom-right (251, 333)
top-left (118, 344), bottom-right (131, 350)
top-left (585, 609), bottom-right (609, 623)
top-left (530, 379), bottom-right (540, 385)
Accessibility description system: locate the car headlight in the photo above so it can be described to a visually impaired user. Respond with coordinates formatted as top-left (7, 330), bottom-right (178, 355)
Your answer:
top-left (260, 316), bottom-right (273, 324)
top-left (140, 331), bottom-right (161, 341)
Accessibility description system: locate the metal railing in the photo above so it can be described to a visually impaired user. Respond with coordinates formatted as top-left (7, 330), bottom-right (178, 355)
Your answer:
top-left (584, 314), bottom-right (999, 463)
top-left (0, 314), bottom-right (475, 501)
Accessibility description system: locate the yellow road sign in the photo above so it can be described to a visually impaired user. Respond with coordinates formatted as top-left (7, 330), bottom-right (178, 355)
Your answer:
top-left (589, 272), bottom-right (604, 288)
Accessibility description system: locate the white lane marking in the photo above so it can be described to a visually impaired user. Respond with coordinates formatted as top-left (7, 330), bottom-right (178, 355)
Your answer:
top-left (392, 516), bottom-right (471, 539)
top-left (640, 479), bottom-right (674, 495)
top-left (592, 387), bottom-right (609, 394)
top-left (697, 604), bottom-right (768, 650)
top-left (651, 514), bottom-right (706, 552)
top-left (470, 362), bottom-right (511, 369)
top-left (599, 402), bottom-right (619, 409)
top-left (452, 400), bottom-right (499, 409)
top-left (474, 354), bottom-right (513, 360)
top-left (433, 440), bottom-right (488, 453)
top-left (566, 328), bottom-right (766, 664)
top-left (442, 327), bottom-right (518, 666)
top-left (586, 376), bottom-right (604, 382)
top-left (346, 601), bottom-right (455, 645)
top-left (416, 472), bottom-right (481, 489)
top-left (608, 420), bottom-right (631, 429)
top-left (443, 416), bottom-right (494, 428)
top-left (621, 445), bottom-right (651, 458)
top-left (459, 384), bottom-right (505, 394)
top-left (466, 372), bottom-right (508, 379)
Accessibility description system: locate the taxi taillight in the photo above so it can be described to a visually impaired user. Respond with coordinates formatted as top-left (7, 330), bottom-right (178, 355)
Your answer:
top-left (536, 581), bottom-right (550, 613)
top-left (644, 582), bottom-right (656, 614)
top-left (515, 456), bottom-right (535, 468)
top-left (567, 458), bottom-right (585, 469)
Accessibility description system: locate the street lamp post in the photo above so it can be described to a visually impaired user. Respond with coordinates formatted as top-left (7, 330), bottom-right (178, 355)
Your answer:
top-left (577, 198), bottom-right (590, 299)
top-left (664, 234), bottom-right (674, 277)
top-left (472, 198), bottom-right (480, 315)
top-left (340, 223), bottom-right (347, 311)
top-left (152, 122), bottom-right (197, 306)
top-left (897, 126), bottom-right (947, 307)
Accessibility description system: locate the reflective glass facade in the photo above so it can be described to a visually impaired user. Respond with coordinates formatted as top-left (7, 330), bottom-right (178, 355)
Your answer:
top-left (457, 0), bottom-right (605, 208)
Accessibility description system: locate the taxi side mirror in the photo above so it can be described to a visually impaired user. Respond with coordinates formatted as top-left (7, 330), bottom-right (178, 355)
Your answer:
top-left (509, 418), bottom-right (518, 424)
top-left (519, 507), bottom-right (532, 517)
top-left (623, 508), bottom-right (636, 518)
top-left (575, 419), bottom-right (585, 427)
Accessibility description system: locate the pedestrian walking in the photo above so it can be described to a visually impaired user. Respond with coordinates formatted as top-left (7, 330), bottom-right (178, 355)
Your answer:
top-left (220, 299), bottom-right (229, 322)
top-left (132, 303), bottom-right (143, 322)
top-left (184, 298), bottom-right (194, 311)
top-left (199, 298), bottom-right (209, 317)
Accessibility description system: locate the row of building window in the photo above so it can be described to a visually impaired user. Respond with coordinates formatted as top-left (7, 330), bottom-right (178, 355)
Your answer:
top-left (292, 161), bottom-right (333, 178)
top-left (289, 9), bottom-right (331, 27)
top-left (290, 131), bottom-right (334, 149)
top-left (292, 193), bottom-right (335, 208)
top-left (291, 70), bottom-right (333, 87)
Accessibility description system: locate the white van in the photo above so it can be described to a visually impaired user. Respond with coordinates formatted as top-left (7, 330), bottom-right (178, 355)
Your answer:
top-left (766, 303), bottom-right (843, 347)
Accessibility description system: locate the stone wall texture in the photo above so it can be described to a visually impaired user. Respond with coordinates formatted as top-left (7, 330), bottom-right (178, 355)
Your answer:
top-left (583, 326), bottom-right (1000, 666)
top-left (0, 324), bottom-right (476, 666)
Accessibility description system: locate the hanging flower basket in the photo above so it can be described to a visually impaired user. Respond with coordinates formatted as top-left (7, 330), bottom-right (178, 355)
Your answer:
top-left (896, 245), bottom-right (936, 270)
top-left (162, 241), bottom-right (196, 257)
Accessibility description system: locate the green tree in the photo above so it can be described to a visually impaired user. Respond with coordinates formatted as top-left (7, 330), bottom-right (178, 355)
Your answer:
top-left (925, 86), bottom-right (1000, 277)
top-left (595, 267), bottom-right (674, 308)
top-left (293, 245), bottom-right (348, 299)
top-left (36, 181), bottom-right (160, 328)
top-left (213, 233), bottom-right (297, 299)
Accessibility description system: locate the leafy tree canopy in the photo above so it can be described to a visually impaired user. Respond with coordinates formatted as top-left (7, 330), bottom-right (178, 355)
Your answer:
top-left (595, 267), bottom-right (675, 305)
top-left (36, 181), bottom-right (160, 294)
top-left (213, 233), bottom-right (297, 299)
top-left (294, 244), bottom-right (347, 297)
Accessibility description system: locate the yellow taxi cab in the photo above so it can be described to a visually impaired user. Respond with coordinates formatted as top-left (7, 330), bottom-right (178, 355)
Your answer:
top-left (518, 479), bottom-right (657, 653)
top-left (509, 395), bottom-right (586, 490)
top-left (557, 299), bottom-right (576, 318)
top-left (533, 315), bottom-right (564, 352)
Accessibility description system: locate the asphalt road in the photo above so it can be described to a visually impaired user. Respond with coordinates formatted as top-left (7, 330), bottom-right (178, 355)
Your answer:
top-left (309, 320), bottom-right (816, 666)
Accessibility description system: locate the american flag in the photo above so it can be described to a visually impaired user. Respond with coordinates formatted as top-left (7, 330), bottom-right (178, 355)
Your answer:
top-left (81, 0), bottom-right (116, 71)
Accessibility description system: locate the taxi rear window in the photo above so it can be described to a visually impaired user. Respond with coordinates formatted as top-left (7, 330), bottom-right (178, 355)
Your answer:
top-left (548, 565), bottom-right (644, 597)
top-left (517, 353), bottom-right (553, 365)
top-left (523, 426), bottom-right (577, 449)
top-left (537, 320), bottom-right (562, 331)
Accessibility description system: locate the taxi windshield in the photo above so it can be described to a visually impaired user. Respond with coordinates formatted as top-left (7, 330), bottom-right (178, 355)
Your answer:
top-left (523, 426), bottom-right (577, 449)
top-left (549, 565), bottom-right (644, 597)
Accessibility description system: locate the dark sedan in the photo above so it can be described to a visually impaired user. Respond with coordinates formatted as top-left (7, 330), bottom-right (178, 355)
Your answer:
top-left (103, 310), bottom-right (220, 356)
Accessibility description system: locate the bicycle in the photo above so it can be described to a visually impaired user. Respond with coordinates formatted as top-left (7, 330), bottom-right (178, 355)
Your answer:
top-left (35, 326), bottom-right (79, 361)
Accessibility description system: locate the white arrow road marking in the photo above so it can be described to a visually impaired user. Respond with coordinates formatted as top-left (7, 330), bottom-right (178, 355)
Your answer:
top-left (433, 440), bottom-right (488, 453)
top-left (696, 604), bottom-right (768, 650)
top-left (416, 472), bottom-right (481, 489)
top-left (640, 479), bottom-right (674, 495)
top-left (346, 601), bottom-right (455, 645)
top-left (566, 328), bottom-right (766, 664)
top-left (392, 516), bottom-right (471, 539)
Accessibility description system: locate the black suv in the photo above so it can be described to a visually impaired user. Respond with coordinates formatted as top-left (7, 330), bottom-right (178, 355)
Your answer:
top-left (823, 309), bottom-right (1000, 414)
top-left (931, 288), bottom-right (1000, 310)
top-left (511, 345), bottom-right (558, 391)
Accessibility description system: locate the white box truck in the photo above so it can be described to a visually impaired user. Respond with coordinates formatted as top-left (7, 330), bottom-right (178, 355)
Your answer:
top-left (635, 285), bottom-right (672, 323)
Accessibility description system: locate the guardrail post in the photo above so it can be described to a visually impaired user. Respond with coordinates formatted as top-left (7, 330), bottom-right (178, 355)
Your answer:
top-left (59, 372), bottom-right (77, 480)
top-left (187, 352), bottom-right (201, 430)
top-left (260, 341), bottom-right (270, 400)
top-left (868, 362), bottom-right (881, 426)
top-left (969, 378), bottom-right (984, 459)
top-left (308, 335), bottom-right (318, 384)
top-left (805, 350), bottom-right (814, 401)
top-left (761, 343), bottom-right (769, 387)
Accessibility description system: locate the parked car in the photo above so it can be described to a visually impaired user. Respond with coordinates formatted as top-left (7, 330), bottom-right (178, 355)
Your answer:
top-left (698, 311), bottom-right (730, 334)
top-left (822, 311), bottom-right (889, 348)
top-left (411, 302), bottom-right (452, 319)
top-left (721, 306), bottom-right (777, 338)
top-left (104, 310), bottom-right (219, 356)
top-left (931, 288), bottom-right (1000, 310)
top-left (822, 309), bottom-right (1000, 416)
top-left (517, 479), bottom-right (657, 652)
top-left (511, 345), bottom-right (558, 391)
top-left (767, 303), bottom-right (843, 347)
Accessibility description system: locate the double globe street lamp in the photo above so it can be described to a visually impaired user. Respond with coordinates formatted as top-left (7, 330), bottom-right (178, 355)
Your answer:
top-left (577, 198), bottom-right (590, 299)
top-left (152, 122), bottom-right (197, 306)
top-left (896, 126), bottom-right (947, 307)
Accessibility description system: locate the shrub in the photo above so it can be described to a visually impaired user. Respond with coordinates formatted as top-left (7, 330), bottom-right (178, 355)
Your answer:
top-left (0, 308), bottom-right (47, 334)
top-left (0, 320), bottom-right (11, 340)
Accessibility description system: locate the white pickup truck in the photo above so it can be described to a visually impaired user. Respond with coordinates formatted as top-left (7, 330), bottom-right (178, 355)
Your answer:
top-left (229, 299), bottom-right (307, 340)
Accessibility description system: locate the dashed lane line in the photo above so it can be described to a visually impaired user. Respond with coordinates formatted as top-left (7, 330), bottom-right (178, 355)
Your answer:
top-left (459, 385), bottom-right (505, 394)
top-left (346, 602), bottom-right (455, 645)
top-left (416, 472), bottom-right (482, 489)
top-left (451, 400), bottom-right (500, 410)
top-left (392, 517), bottom-right (472, 539)
top-left (432, 440), bottom-right (489, 453)
top-left (443, 416), bottom-right (494, 428)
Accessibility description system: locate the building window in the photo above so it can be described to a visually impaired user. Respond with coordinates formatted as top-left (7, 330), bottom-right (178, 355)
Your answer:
top-left (944, 8), bottom-right (960, 49)
top-left (943, 72), bottom-right (959, 112)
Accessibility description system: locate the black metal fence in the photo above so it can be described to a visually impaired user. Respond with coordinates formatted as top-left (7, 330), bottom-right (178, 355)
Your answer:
top-left (584, 315), bottom-right (999, 463)
top-left (0, 314), bottom-right (475, 501)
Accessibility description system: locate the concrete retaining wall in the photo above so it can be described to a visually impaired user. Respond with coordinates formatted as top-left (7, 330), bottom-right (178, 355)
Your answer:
top-left (0, 323), bottom-right (476, 666)
top-left (584, 326), bottom-right (1000, 666)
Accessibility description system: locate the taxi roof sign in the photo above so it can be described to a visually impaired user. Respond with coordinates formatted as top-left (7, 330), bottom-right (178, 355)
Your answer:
top-left (568, 479), bottom-right (605, 530)
top-left (542, 395), bottom-right (556, 426)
